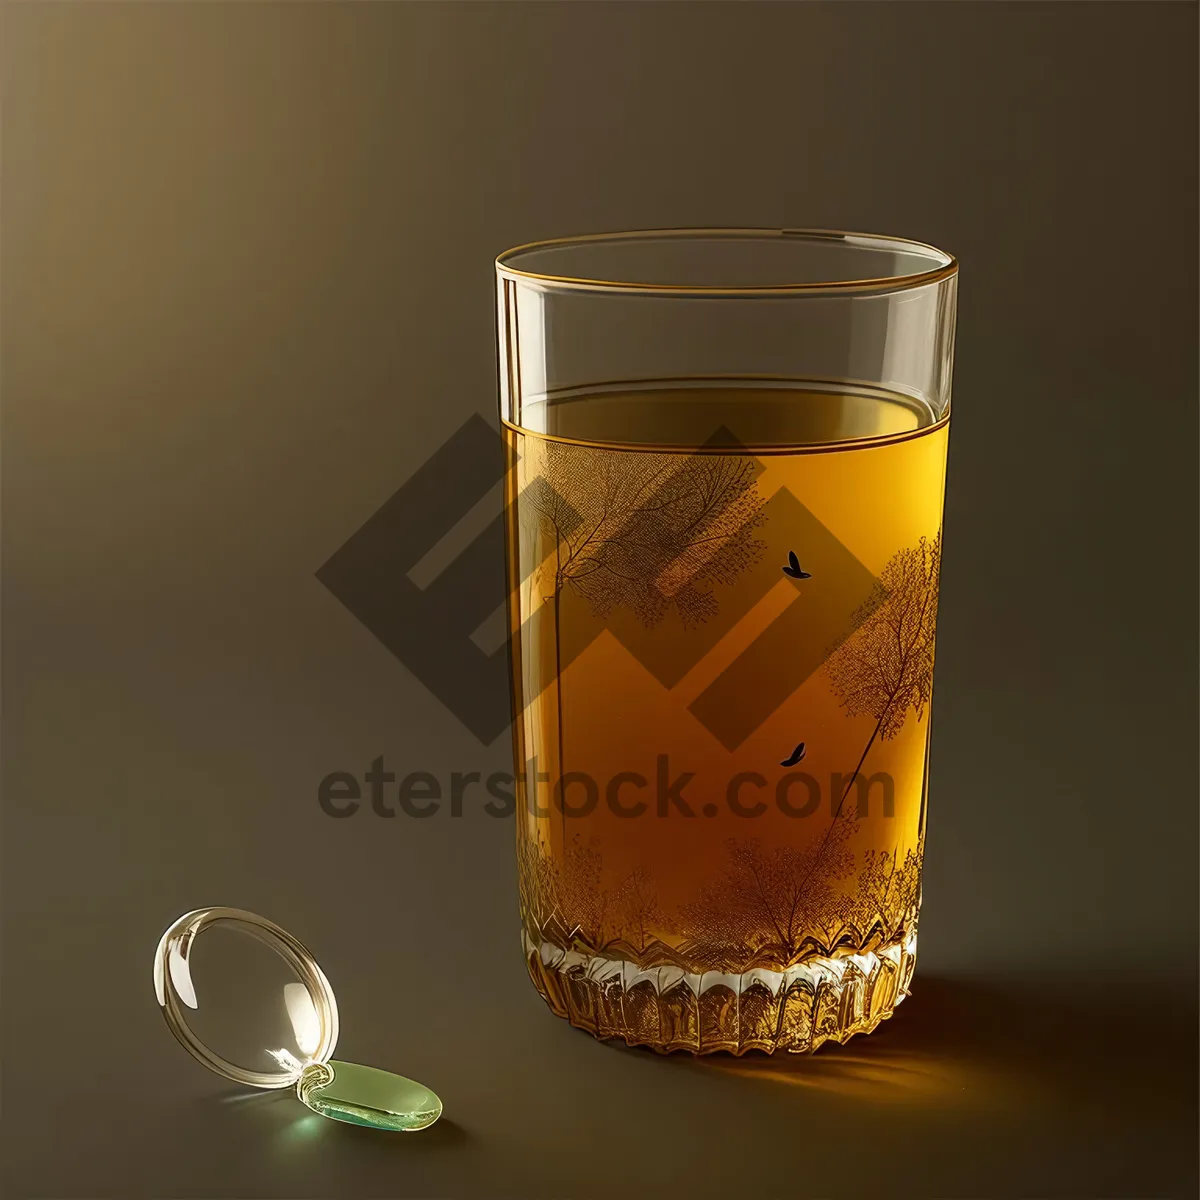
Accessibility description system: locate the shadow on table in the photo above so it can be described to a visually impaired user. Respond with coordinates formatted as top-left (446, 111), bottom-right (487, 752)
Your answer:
top-left (687, 971), bottom-right (1200, 1114)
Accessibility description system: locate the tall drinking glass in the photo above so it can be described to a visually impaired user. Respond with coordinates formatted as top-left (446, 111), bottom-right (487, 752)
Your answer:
top-left (496, 229), bottom-right (957, 1053)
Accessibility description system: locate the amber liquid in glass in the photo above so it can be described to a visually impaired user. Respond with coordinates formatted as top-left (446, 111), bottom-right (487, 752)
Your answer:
top-left (503, 379), bottom-right (947, 1053)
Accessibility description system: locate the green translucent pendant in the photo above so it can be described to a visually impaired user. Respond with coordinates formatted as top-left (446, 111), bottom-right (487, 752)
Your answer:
top-left (297, 1060), bottom-right (442, 1132)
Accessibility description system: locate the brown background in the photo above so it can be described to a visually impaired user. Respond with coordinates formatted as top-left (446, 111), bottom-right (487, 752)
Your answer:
top-left (3, 2), bottom-right (1197, 1197)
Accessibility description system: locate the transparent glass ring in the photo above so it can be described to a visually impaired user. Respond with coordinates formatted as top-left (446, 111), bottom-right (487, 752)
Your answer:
top-left (152, 906), bottom-right (339, 1089)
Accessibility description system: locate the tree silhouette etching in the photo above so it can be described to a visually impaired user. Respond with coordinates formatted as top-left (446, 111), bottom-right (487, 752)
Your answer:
top-left (612, 863), bottom-right (674, 957)
top-left (679, 531), bottom-right (942, 972)
top-left (817, 530), bottom-right (940, 936)
top-left (522, 438), bottom-right (766, 854)
top-left (679, 831), bottom-right (858, 971)
top-left (517, 830), bottom-right (609, 952)
top-left (825, 530), bottom-right (941, 798)
top-left (837, 846), bottom-right (922, 941)
top-left (518, 830), bottom-right (689, 967)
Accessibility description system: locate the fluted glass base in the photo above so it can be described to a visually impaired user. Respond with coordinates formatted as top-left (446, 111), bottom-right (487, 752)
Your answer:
top-left (524, 930), bottom-right (918, 1054)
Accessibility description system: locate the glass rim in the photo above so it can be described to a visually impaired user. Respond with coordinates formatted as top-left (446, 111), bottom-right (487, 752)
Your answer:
top-left (495, 227), bottom-right (958, 297)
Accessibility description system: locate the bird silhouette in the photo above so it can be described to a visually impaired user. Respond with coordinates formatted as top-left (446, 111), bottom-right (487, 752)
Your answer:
top-left (782, 550), bottom-right (812, 580)
top-left (780, 741), bottom-right (806, 767)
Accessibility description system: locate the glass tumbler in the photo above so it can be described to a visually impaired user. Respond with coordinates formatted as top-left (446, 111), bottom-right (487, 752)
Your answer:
top-left (495, 229), bottom-right (957, 1053)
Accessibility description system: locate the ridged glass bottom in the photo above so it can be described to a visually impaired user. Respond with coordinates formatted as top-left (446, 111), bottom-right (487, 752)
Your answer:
top-left (524, 930), bottom-right (918, 1054)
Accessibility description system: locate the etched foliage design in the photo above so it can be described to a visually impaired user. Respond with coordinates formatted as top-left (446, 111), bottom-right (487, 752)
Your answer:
top-left (520, 827), bottom-right (924, 974)
top-left (611, 863), bottom-right (674, 956)
top-left (519, 437), bottom-right (768, 864)
top-left (518, 527), bottom-right (942, 975)
top-left (838, 847), bottom-right (922, 934)
top-left (825, 531), bottom-right (942, 768)
top-left (517, 831), bottom-right (609, 951)
top-left (674, 533), bottom-right (941, 970)
top-left (518, 830), bottom-right (681, 963)
top-left (678, 830), bottom-right (858, 970)
top-left (525, 440), bottom-right (766, 631)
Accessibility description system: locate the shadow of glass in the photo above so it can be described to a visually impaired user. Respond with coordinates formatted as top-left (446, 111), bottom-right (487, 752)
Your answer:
top-left (693, 972), bottom-right (1200, 1116)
